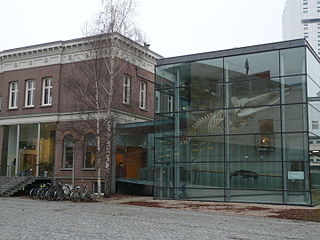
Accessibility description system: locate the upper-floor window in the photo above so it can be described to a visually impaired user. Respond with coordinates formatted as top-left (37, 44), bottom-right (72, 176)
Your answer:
top-left (9, 82), bottom-right (18, 109)
top-left (123, 75), bottom-right (131, 104)
top-left (155, 91), bottom-right (160, 113)
top-left (42, 77), bottom-right (52, 106)
top-left (139, 81), bottom-right (147, 109)
top-left (25, 80), bottom-right (35, 108)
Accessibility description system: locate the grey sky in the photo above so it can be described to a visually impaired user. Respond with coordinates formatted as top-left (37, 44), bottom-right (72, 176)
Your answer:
top-left (0, 0), bottom-right (287, 57)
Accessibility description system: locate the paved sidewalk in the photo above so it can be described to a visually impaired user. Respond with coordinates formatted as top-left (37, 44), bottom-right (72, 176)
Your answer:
top-left (0, 197), bottom-right (319, 240)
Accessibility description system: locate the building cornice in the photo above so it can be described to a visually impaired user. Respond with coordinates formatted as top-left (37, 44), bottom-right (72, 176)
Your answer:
top-left (0, 33), bottom-right (162, 73)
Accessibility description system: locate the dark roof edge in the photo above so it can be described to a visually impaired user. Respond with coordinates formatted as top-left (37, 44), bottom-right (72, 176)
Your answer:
top-left (157, 39), bottom-right (311, 66)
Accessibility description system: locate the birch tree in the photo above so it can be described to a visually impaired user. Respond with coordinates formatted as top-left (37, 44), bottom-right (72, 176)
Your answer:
top-left (64, 0), bottom-right (145, 197)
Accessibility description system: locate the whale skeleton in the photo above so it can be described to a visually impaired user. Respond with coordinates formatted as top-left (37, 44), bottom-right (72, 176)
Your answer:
top-left (183, 89), bottom-right (289, 141)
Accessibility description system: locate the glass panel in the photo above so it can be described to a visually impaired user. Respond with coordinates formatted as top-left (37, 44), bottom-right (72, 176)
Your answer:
top-left (5, 125), bottom-right (17, 176)
top-left (308, 104), bottom-right (320, 136)
top-left (307, 76), bottom-right (320, 99)
top-left (178, 85), bottom-right (224, 111)
top-left (227, 105), bottom-right (281, 135)
top-left (180, 189), bottom-right (225, 201)
top-left (178, 162), bottom-right (225, 188)
top-left (39, 123), bottom-right (56, 177)
top-left (225, 50), bottom-right (279, 82)
top-left (181, 110), bottom-right (225, 137)
top-left (281, 75), bottom-right (307, 104)
top-left (154, 163), bottom-right (174, 199)
top-left (189, 58), bottom-right (224, 86)
top-left (284, 161), bottom-right (309, 191)
top-left (280, 47), bottom-right (306, 76)
top-left (19, 124), bottom-right (38, 176)
top-left (154, 113), bottom-right (174, 137)
top-left (228, 162), bottom-right (282, 190)
top-left (154, 137), bottom-right (174, 163)
top-left (307, 48), bottom-right (320, 85)
top-left (284, 191), bottom-right (310, 205)
top-left (226, 78), bottom-right (280, 108)
top-left (177, 136), bottom-right (224, 163)
top-left (227, 134), bottom-right (281, 162)
top-left (283, 133), bottom-right (308, 162)
top-left (155, 65), bottom-right (176, 89)
top-left (228, 190), bottom-right (283, 204)
top-left (282, 104), bottom-right (307, 132)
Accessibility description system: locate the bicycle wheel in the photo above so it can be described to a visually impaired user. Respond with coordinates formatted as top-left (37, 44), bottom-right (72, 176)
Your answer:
top-left (71, 191), bottom-right (81, 202)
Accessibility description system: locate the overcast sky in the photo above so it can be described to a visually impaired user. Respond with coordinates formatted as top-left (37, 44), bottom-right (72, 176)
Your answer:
top-left (0, 0), bottom-right (287, 57)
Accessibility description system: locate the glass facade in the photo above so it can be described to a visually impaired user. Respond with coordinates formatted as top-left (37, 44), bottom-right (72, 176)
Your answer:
top-left (155, 42), bottom-right (320, 205)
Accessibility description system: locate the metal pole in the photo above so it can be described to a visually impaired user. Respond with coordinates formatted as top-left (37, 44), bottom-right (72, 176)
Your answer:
top-left (36, 123), bottom-right (40, 177)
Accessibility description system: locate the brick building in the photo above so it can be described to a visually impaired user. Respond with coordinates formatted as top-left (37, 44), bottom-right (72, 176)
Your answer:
top-left (0, 33), bottom-right (160, 192)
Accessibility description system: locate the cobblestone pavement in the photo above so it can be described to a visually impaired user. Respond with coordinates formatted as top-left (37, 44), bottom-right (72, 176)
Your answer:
top-left (0, 197), bottom-right (319, 240)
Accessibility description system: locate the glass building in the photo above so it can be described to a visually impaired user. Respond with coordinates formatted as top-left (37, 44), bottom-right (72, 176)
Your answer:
top-left (155, 39), bottom-right (320, 206)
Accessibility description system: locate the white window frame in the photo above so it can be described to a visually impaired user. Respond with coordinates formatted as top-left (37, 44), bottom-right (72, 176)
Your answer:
top-left (42, 77), bottom-right (53, 106)
top-left (155, 91), bottom-right (160, 113)
top-left (9, 82), bottom-right (18, 109)
top-left (139, 81), bottom-right (147, 109)
top-left (25, 80), bottom-right (35, 108)
top-left (123, 75), bottom-right (131, 104)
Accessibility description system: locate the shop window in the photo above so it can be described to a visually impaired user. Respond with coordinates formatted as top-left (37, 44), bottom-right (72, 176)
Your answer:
top-left (25, 80), bottom-right (35, 107)
top-left (63, 135), bottom-right (74, 168)
top-left (123, 75), bottom-right (131, 104)
top-left (42, 77), bottom-right (52, 106)
top-left (9, 82), bottom-right (18, 109)
top-left (84, 134), bottom-right (96, 168)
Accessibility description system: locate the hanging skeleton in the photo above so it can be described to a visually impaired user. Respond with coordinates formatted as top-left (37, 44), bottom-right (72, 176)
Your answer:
top-left (183, 90), bottom-right (286, 142)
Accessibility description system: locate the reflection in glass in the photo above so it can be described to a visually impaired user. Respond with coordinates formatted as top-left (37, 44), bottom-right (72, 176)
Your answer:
top-left (84, 134), bottom-right (96, 168)
top-left (39, 123), bottom-right (56, 177)
top-left (225, 50), bottom-right (279, 82)
top-left (227, 134), bottom-right (281, 162)
top-left (280, 47), bottom-right (306, 76)
top-left (19, 124), bottom-right (38, 176)
top-left (282, 104), bottom-right (307, 132)
top-left (281, 75), bottom-right (306, 104)
top-left (227, 105), bottom-right (280, 135)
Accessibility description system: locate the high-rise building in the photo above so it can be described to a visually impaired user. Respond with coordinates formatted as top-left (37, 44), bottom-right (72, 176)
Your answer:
top-left (283, 0), bottom-right (320, 55)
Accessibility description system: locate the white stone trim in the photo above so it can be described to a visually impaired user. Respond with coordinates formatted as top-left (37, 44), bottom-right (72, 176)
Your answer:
top-left (0, 34), bottom-right (161, 74)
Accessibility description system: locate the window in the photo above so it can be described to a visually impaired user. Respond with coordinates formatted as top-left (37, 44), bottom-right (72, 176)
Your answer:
top-left (123, 75), bottom-right (131, 104)
top-left (139, 81), bottom-right (147, 109)
top-left (42, 77), bottom-right (52, 106)
top-left (84, 134), bottom-right (96, 168)
top-left (168, 95), bottom-right (173, 113)
top-left (25, 80), bottom-right (35, 107)
top-left (312, 121), bottom-right (319, 129)
top-left (316, 141), bottom-right (320, 144)
top-left (9, 82), bottom-right (18, 109)
top-left (309, 140), bottom-right (314, 144)
top-left (63, 135), bottom-right (74, 168)
top-left (93, 182), bottom-right (105, 194)
top-left (155, 91), bottom-right (160, 113)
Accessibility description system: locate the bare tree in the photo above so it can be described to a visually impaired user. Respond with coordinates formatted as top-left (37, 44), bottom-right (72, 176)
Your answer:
top-left (63, 0), bottom-right (145, 197)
